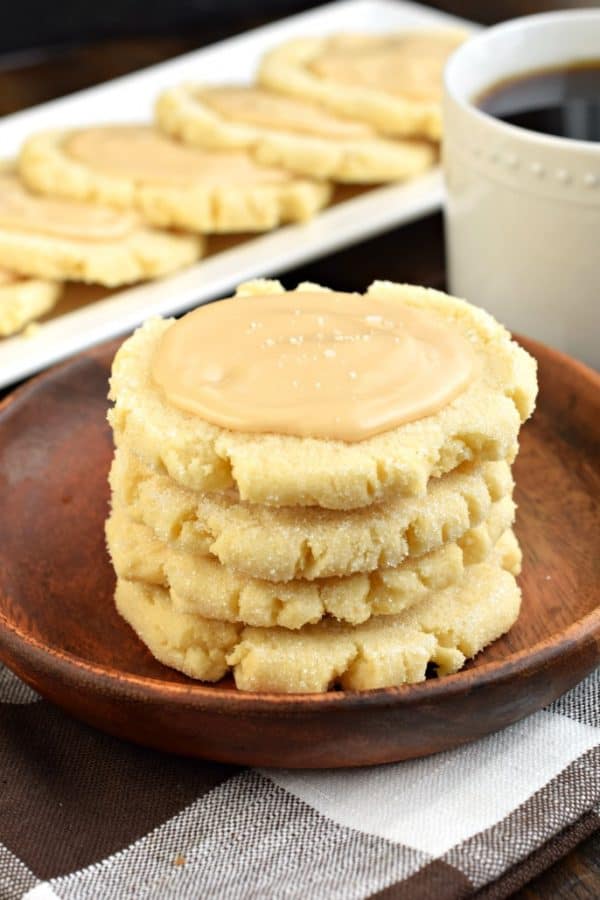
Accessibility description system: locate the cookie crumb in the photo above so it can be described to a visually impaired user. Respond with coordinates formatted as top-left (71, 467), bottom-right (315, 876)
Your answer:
top-left (173, 854), bottom-right (186, 867)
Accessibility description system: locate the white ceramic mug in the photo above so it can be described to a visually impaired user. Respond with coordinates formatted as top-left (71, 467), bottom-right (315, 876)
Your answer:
top-left (443, 10), bottom-right (600, 369)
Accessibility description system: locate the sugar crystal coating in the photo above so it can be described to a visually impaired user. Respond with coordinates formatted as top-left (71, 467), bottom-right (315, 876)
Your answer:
top-left (106, 504), bottom-right (519, 629)
top-left (115, 551), bottom-right (521, 692)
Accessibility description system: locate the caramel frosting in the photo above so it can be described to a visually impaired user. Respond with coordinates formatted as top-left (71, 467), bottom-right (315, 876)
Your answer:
top-left (65, 126), bottom-right (292, 185)
top-left (0, 268), bottom-right (23, 285)
top-left (0, 174), bottom-right (137, 241)
top-left (309, 33), bottom-right (464, 103)
top-left (151, 291), bottom-right (474, 441)
top-left (198, 86), bottom-right (374, 139)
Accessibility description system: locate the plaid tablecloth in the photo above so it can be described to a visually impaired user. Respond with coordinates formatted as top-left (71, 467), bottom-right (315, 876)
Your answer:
top-left (1, 664), bottom-right (598, 900)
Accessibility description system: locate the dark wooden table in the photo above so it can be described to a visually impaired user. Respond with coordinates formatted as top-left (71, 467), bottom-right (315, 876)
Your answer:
top-left (0, 2), bottom-right (598, 896)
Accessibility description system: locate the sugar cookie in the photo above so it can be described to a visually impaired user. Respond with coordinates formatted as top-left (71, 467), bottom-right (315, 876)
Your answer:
top-left (108, 279), bottom-right (537, 509)
top-left (115, 555), bottom-right (521, 691)
top-left (258, 31), bottom-right (467, 140)
top-left (0, 173), bottom-right (202, 286)
top-left (19, 126), bottom-right (331, 233)
top-left (106, 500), bottom-right (518, 628)
top-left (0, 269), bottom-right (62, 336)
top-left (110, 446), bottom-right (514, 581)
top-left (155, 84), bottom-right (436, 183)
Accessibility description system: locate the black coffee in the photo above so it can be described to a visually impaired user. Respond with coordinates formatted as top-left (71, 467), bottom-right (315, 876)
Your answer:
top-left (477, 60), bottom-right (600, 142)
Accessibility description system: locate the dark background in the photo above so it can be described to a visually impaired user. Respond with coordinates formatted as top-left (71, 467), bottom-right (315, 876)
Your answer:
top-left (1, 1), bottom-right (599, 119)
top-left (0, 0), bottom-right (597, 56)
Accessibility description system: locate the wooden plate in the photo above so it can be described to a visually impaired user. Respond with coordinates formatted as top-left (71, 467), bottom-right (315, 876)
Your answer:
top-left (0, 337), bottom-right (598, 768)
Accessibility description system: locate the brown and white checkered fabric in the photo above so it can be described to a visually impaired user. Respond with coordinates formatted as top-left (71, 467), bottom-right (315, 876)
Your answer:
top-left (1, 666), bottom-right (598, 900)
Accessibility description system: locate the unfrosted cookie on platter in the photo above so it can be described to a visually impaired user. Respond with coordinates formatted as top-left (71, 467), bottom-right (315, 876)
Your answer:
top-left (115, 550), bottom-right (521, 692)
top-left (18, 126), bottom-right (332, 233)
top-left (106, 501), bottom-right (518, 629)
top-left (155, 84), bottom-right (436, 183)
top-left (0, 173), bottom-right (202, 286)
top-left (108, 279), bottom-right (537, 510)
top-left (110, 445), bottom-right (514, 582)
top-left (0, 268), bottom-right (62, 336)
top-left (258, 30), bottom-right (467, 140)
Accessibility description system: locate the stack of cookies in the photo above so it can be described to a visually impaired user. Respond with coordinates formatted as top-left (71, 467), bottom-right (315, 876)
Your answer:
top-left (106, 279), bottom-right (537, 693)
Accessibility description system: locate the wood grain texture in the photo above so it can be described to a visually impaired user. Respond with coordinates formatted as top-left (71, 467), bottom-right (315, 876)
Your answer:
top-left (0, 334), bottom-right (597, 768)
top-left (513, 825), bottom-right (600, 900)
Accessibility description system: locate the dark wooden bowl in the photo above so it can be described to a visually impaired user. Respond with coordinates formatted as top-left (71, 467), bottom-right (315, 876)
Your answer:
top-left (0, 336), bottom-right (598, 768)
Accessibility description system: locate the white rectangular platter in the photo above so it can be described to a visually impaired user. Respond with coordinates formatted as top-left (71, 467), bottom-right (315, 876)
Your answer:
top-left (0, 0), bottom-right (476, 388)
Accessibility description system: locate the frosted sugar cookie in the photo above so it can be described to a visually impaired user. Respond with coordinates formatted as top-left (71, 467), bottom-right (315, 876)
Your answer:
top-left (115, 577), bottom-right (240, 682)
top-left (0, 269), bottom-right (62, 336)
top-left (110, 446), bottom-right (514, 581)
top-left (258, 31), bottom-right (467, 140)
top-left (108, 279), bottom-right (537, 509)
top-left (106, 501), bottom-right (518, 628)
top-left (19, 126), bottom-right (331, 232)
top-left (0, 173), bottom-right (202, 286)
top-left (155, 84), bottom-right (436, 183)
top-left (115, 554), bottom-right (521, 691)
